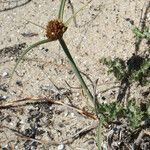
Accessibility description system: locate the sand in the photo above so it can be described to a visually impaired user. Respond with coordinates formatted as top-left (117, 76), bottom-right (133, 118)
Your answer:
top-left (0, 0), bottom-right (149, 149)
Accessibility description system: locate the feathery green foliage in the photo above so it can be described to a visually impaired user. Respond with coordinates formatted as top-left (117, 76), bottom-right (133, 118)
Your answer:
top-left (100, 53), bottom-right (150, 86)
top-left (100, 57), bottom-right (126, 81)
top-left (133, 26), bottom-right (150, 40)
top-left (98, 99), bottom-right (150, 129)
top-left (98, 26), bottom-right (150, 132)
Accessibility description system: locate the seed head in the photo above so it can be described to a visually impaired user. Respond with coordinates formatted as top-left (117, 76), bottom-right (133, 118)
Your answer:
top-left (46, 20), bottom-right (67, 41)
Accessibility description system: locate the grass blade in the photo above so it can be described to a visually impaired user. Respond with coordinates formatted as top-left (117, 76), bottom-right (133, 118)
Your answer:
top-left (96, 121), bottom-right (102, 150)
top-left (58, 38), bottom-right (94, 104)
top-left (58, 0), bottom-right (66, 21)
top-left (65, 0), bottom-right (91, 26)
top-left (10, 39), bottom-right (51, 81)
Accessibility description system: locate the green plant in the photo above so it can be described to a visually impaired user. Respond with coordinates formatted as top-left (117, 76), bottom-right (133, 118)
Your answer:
top-left (100, 52), bottom-right (150, 86)
top-left (98, 26), bottom-right (150, 144)
top-left (130, 57), bottom-right (150, 85)
top-left (97, 102), bottom-right (125, 123)
top-left (10, 0), bottom-right (94, 104)
top-left (97, 99), bottom-right (150, 130)
top-left (100, 57), bottom-right (127, 81)
top-left (133, 26), bottom-right (150, 40)
top-left (126, 100), bottom-right (144, 129)
top-left (100, 26), bottom-right (150, 86)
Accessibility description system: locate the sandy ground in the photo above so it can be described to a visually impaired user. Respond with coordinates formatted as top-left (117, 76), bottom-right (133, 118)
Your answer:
top-left (0, 0), bottom-right (150, 149)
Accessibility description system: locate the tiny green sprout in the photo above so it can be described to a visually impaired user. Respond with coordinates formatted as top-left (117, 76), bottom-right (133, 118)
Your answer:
top-left (10, 0), bottom-right (94, 104)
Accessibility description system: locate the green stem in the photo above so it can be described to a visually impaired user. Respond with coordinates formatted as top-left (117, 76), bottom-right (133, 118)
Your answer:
top-left (96, 120), bottom-right (102, 150)
top-left (58, 38), bottom-right (94, 103)
top-left (58, 0), bottom-right (66, 21)
top-left (10, 39), bottom-right (51, 81)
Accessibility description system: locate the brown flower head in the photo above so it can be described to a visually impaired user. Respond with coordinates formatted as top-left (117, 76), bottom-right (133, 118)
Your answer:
top-left (46, 20), bottom-right (67, 41)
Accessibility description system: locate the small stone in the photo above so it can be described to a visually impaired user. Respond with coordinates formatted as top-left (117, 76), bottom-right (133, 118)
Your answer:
top-left (64, 111), bottom-right (69, 117)
top-left (147, 13), bottom-right (150, 21)
top-left (1, 144), bottom-right (8, 150)
top-left (9, 122), bottom-right (14, 126)
top-left (70, 112), bottom-right (75, 117)
top-left (3, 95), bottom-right (7, 99)
top-left (49, 106), bottom-right (53, 111)
top-left (39, 46), bottom-right (44, 50)
top-left (0, 84), bottom-right (8, 92)
top-left (88, 140), bottom-right (95, 145)
top-left (44, 48), bottom-right (49, 52)
top-left (2, 72), bottom-right (8, 77)
top-left (58, 144), bottom-right (64, 150)
top-left (16, 80), bottom-right (23, 87)
top-left (0, 95), bottom-right (7, 100)
top-left (101, 96), bottom-right (106, 100)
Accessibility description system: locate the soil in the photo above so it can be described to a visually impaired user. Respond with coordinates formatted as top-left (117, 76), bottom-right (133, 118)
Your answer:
top-left (0, 0), bottom-right (150, 150)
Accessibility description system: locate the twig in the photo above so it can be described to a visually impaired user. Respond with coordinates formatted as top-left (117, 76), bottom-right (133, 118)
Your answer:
top-left (0, 125), bottom-right (58, 145)
top-left (1, 122), bottom-right (98, 146)
top-left (0, 97), bottom-right (97, 120)
top-left (134, 130), bottom-right (144, 146)
top-left (62, 121), bottom-right (98, 142)
top-left (67, 0), bottom-right (77, 27)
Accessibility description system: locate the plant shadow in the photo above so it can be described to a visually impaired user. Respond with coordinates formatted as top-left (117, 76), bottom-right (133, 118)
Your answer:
top-left (135, 1), bottom-right (150, 54)
top-left (117, 2), bottom-right (150, 102)
top-left (0, 0), bottom-right (31, 12)
top-left (117, 54), bottom-right (146, 102)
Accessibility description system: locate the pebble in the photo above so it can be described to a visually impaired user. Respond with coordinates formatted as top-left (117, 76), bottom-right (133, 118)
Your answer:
top-left (70, 112), bottom-right (75, 117)
top-left (64, 111), bottom-right (69, 117)
top-left (0, 95), bottom-right (7, 100)
top-left (1, 144), bottom-right (8, 149)
top-left (57, 144), bottom-right (64, 150)
top-left (9, 122), bottom-right (14, 126)
top-left (147, 12), bottom-right (150, 21)
top-left (16, 80), bottom-right (23, 87)
top-left (10, 57), bottom-right (13, 60)
top-left (2, 72), bottom-right (8, 77)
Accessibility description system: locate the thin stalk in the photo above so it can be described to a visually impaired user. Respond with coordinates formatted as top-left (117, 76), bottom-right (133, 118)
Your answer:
top-left (10, 39), bottom-right (51, 81)
top-left (96, 120), bottom-right (102, 150)
top-left (65, 0), bottom-right (91, 26)
top-left (58, 0), bottom-right (66, 21)
top-left (58, 38), bottom-right (94, 103)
